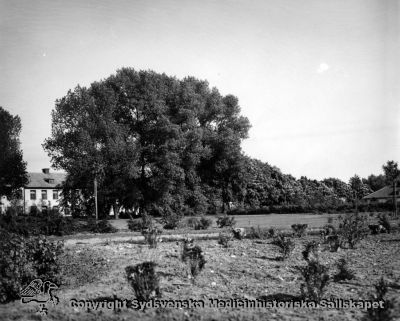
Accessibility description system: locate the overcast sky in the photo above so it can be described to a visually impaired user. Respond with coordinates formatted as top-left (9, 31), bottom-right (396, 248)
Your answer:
top-left (0, 0), bottom-right (399, 181)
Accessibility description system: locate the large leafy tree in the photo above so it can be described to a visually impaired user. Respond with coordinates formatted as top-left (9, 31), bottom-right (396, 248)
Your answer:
top-left (0, 106), bottom-right (28, 198)
top-left (382, 160), bottom-right (400, 217)
top-left (43, 68), bottom-right (250, 217)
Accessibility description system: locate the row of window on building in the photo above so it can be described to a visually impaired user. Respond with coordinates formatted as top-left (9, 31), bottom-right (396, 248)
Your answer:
top-left (30, 190), bottom-right (59, 200)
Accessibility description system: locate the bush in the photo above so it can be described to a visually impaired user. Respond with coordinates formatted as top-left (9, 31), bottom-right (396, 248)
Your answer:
top-left (231, 227), bottom-right (246, 240)
top-left (271, 234), bottom-right (295, 260)
top-left (337, 213), bottom-right (368, 249)
top-left (0, 211), bottom-right (79, 237)
top-left (162, 212), bottom-right (182, 230)
top-left (59, 247), bottom-right (109, 287)
top-left (297, 259), bottom-right (330, 301)
top-left (181, 239), bottom-right (206, 280)
top-left (128, 218), bottom-right (143, 232)
top-left (128, 214), bottom-right (153, 232)
top-left (377, 214), bottom-right (391, 234)
top-left (363, 277), bottom-right (395, 321)
top-left (323, 234), bottom-right (341, 252)
top-left (333, 258), bottom-right (355, 282)
top-left (125, 262), bottom-right (161, 301)
top-left (0, 230), bottom-right (36, 303)
top-left (142, 226), bottom-right (162, 249)
top-left (246, 226), bottom-right (271, 239)
top-left (194, 216), bottom-right (213, 230)
top-left (0, 229), bottom-right (64, 303)
top-left (291, 224), bottom-right (308, 237)
top-left (302, 240), bottom-right (320, 262)
top-left (90, 219), bottom-right (118, 233)
top-left (218, 232), bottom-right (232, 248)
top-left (28, 236), bottom-right (64, 283)
top-left (216, 215), bottom-right (236, 228)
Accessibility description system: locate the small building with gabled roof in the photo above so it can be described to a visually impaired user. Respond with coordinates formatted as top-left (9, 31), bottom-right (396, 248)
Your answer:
top-left (362, 183), bottom-right (400, 204)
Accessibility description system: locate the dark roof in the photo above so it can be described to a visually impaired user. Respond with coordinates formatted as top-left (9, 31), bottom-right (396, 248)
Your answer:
top-left (25, 172), bottom-right (66, 189)
top-left (363, 186), bottom-right (395, 199)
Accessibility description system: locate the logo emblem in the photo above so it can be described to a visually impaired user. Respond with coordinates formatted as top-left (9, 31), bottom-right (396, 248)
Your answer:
top-left (20, 279), bottom-right (59, 315)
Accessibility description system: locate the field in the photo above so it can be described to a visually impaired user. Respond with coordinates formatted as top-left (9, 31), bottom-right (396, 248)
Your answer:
top-left (1, 213), bottom-right (400, 321)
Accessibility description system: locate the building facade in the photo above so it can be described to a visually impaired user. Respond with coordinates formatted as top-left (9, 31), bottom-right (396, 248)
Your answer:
top-left (0, 168), bottom-right (66, 214)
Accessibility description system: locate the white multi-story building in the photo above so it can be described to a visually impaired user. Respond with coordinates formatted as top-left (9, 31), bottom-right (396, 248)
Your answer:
top-left (0, 168), bottom-right (66, 214)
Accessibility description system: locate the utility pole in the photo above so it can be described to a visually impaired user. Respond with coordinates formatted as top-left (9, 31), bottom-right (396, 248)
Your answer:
top-left (94, 176), bottom-right (98, 222)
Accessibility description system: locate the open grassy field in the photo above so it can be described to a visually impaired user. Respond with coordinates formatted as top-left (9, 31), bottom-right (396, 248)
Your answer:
top-left (1, 226), bottom-right (399, 321)
top-left (109, 213), bottom-right (344, 231)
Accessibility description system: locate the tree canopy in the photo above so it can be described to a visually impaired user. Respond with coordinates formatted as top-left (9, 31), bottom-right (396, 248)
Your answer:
top-left (43, 68), bottom-right (250, 217)
top-left (0, 106), bottom-right (28, 198)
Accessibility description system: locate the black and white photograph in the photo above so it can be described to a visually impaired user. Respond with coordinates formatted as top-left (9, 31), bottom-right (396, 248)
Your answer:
top-left (0, 0), bottom-right (399, 320)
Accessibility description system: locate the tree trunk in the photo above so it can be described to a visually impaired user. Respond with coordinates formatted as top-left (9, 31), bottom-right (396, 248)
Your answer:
top-left (113, 203), bottom-right (120, 219)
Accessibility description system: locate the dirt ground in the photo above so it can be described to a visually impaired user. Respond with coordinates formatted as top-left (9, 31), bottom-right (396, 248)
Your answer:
top-left (1, 229), bottom-right (400, 321)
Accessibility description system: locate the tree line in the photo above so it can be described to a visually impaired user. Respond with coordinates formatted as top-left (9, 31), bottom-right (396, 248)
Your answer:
top-left (1, 68), bottom-right (399, 218)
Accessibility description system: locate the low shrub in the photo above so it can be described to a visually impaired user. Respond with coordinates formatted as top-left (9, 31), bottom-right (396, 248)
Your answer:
top-left (377, 214), bottom-right (391, 234)
top-left (181, 239), bottom-right (206, 280)
top-left (194, 216), bottom-right (213, 230)
top-left (0, 230), bottom-right (35, 303)
top-left (142, 225), bottom-right (162, 249)
top-left (363, 277), bottom-right (395, 321)
top-left (0, 229), bottom-right (64, 303)
top-left (302, 240), bottom-right (320, 262)
top-left (297, 259), bottom-right (330, 301)
top-left (28, 236), bottom-right (64, 283)
top-left (291, 224), bottom-right (308, 237)
top-left (231, 227), bottom-right (246, 240)
top-left (128, 214), bottom-right (153, 232)
top-left (186, 217), bottom-right (199, 229)
top-left (218, 232), bottom-right (232, 248)
top-left (59, 247), bottom-right (109, 287)
top-left (90, 219), bottom-right (118, 233)
top-left (125, 262), bottom-right (161, 301)
top-left (337, 213), bottom-right (368, 249)
top-left (246, 226), bottom-right (270, 239)
top-left (333, 258), bottom-right (355, 282)
top-left (128, 218), bottom-right (143, 232)
top-left (271, 234), bottom-right (295, 260)
top-left (216, 215), bottom-right (236, 228)
top-left (162, 212), bottom-right (182, 230)
top-left (0, 211), bottom-right (79, 236)
top-left (323, 234), bottom-right (341, 252)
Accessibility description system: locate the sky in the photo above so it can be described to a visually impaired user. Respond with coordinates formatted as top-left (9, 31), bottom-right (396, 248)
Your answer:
top-left (0, 0), bottom-right (399, 181)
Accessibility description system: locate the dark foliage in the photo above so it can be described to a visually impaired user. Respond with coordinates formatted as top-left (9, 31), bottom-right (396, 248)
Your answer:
top-left (194, 216), bottom-right (213, 230)
top-left (0, 106), bottom-right (28, 198)
top-left (128, 214), bottom-right (153, 232)
top-left (125, 262), bottom-right (161, 302)
top-left (181, 239), bottom-right (206, 279)
top-left (271, 234), bottom-right (295, 260)
top-left (216, 215), bottom-right (236, 228)
top-left (377, 214), bottom-right (391, 234)
top-left (218, 232), bottom-right (232, 248)
top-left (90, 219), bottom-right (117, 233)
top-left (333, 258), bottom-right (355, 282)
top-left (302, 240), bottom-right (320, 262)
top-left (0, 230), bottom-right (64, 303)
top-left (363, 277), bottom-right (395, 321)
top-left (337, 213), bottom-right (368, 249)
top-left (291, 224), bottom-right (308, 237)
top-left (297, 259), bottom-right (330, 301)
top-left (0, 210), bottom-right (79, 236)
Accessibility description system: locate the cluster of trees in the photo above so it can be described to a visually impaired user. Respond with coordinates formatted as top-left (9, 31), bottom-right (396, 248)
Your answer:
top-left (0, 107), bottom-right (28, 199)
top-left (1, 68), bottom-right (399, 218)
top-left (43, 68), bottom-right (250, 218)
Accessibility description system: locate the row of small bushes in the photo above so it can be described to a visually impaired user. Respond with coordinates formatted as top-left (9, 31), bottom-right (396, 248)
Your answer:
top-left (228, 202), bottom-right (395, 215)
top-left (0, 210), bottom-right (118, 236)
